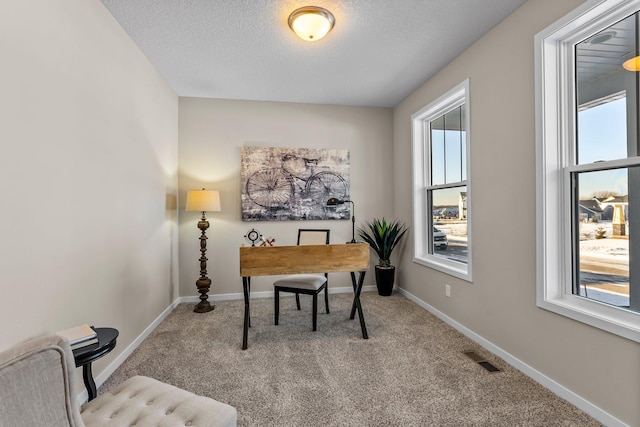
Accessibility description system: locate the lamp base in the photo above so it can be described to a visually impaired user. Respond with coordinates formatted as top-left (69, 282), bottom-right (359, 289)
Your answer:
top-left (194, 277), bottom-right (215, 313)
top-left (194, 300), bottom-right (215, 313)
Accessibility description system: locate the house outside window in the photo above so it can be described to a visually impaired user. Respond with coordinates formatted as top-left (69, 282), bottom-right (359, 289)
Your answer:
top-left (536, 0), bottom-right (640, 342)
top-left (412, 80), bottom-right (472, 281)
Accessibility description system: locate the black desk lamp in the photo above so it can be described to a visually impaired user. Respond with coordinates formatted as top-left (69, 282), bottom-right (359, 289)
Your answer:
top-left (327, 198), bottom-right (356, 243)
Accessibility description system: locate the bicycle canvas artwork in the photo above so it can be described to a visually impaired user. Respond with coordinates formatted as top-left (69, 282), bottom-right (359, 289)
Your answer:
top-left (241, 147), bottom-right (350, 221)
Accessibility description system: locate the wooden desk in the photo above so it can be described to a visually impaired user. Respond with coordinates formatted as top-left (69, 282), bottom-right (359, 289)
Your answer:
top-left (239, 243), bottom-right (370, 350)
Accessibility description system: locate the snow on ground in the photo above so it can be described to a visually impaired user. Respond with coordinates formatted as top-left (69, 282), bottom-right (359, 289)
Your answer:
top-left (435, 220), bottom-right (629, 255)
top-left (435, 219), bottom-right (630, 306)
top-left (580, 238), bottom-right (628, 257)
top-left (578, 221), bottom-right (628, 256)
top-left (434, 221), bottom-right (467, 237)
top-left (434, 220), bottom-right (630, 258)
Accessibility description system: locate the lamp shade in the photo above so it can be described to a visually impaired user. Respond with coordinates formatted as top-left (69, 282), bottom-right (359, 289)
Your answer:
top-left (288, 6), bottom-right (335, 41)
top-left (185, 189), bottom-right (221, 212)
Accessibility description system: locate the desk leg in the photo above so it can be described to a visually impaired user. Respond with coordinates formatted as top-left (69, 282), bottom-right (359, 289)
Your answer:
top-left (349, 271), bottom-right (368, 339)
top-left (82, 363), bottom-right (97, 401)
top-left (349, 271), bottom-right (365, 319)
top-left (242, 277), bottom-right (251, 350)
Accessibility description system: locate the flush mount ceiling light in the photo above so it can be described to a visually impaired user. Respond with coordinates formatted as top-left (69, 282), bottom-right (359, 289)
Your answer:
top-left (288, 6), bottom-right (335, 42)
top-left (623, 56), bottom-right (640, 71)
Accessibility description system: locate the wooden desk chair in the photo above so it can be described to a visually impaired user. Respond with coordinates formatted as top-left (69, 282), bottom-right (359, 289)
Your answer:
top-left (273, 229), bottom-right (330, 331)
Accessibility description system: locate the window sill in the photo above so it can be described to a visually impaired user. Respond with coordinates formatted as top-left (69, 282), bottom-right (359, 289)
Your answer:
top-left (413, 255), bottom-right (472, 282)
top-left (537, 292), bottom-right (640, 343)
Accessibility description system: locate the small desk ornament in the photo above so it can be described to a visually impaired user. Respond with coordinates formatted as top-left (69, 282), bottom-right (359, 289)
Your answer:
top-left (260, 236), bottom-right (275, 246)
top-left (244, 228), bottom-right (262, 247)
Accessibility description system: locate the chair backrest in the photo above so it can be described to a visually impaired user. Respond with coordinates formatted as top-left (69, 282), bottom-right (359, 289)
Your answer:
top-left (0, 335), bottom-right (85, 427)
top-left (297, 229), bottom-right (330, 246)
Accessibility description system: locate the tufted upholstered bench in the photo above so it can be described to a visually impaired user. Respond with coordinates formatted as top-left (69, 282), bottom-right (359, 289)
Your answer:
top-left (0, 334), bottom-right (237, 427)
top-left (81, 375), bottom-right (236, 426)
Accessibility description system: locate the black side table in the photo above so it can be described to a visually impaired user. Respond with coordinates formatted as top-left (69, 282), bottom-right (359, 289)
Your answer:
top-left (72, 327), bottom-right (119, 401)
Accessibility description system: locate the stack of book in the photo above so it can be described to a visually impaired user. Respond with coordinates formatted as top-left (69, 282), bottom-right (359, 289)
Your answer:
top-left (57, 324), bottom-right (98, 350)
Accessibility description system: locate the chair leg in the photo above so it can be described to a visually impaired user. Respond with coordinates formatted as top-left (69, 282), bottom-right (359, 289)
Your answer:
top-left (275, 288), bottom-right (279, 325)
top-left (324, 287), bottom-right (330, 314)
top-left (312, 294), bottom-right (318, 331)
top-left (295, 293), bottom-right (301, 310)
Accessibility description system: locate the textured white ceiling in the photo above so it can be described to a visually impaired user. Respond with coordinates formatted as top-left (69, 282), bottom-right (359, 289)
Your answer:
top-left (100, 0), bottom-right (526, 107)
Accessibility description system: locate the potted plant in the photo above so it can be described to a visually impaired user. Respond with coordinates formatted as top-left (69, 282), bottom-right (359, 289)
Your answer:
top-left (357, 218), bottom-right (408, 296)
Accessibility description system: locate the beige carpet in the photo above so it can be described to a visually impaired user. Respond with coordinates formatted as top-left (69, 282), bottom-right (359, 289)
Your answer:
top-left (100, 292), bottom-right (600, 426)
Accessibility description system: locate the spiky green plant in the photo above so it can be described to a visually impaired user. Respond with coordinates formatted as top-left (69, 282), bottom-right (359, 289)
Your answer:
top-left (357, 218), bottom-right (408, 266)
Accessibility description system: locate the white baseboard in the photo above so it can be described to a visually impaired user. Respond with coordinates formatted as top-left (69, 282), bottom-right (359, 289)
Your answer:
top-left (75, 298), bottom-right (181, 406)
top-left (396, 287), bottom-right (628, 427)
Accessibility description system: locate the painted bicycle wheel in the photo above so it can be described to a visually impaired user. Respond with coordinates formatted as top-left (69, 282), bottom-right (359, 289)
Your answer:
top-left (305, 171), bottom-right (347, 206)
top-left (245, 168), bottom-right (294, 208)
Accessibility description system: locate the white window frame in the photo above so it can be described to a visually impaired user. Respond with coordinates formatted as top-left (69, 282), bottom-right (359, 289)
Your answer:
top-left (535, 0), bottom-right (640, 342)
top-left (411, 79), bottom-right (472, 281)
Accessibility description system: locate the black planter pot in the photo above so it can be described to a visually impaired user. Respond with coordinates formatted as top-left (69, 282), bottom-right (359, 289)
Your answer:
top-left (375, 265), bottom-right (395, 296)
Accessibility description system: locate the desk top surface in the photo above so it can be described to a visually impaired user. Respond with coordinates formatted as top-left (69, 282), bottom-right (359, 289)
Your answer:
top-left (240, 243), bottom-right (370, 277)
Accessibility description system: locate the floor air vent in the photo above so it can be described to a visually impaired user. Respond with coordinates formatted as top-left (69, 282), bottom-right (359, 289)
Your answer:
top-left (463, 350), bottom-right (501, 373)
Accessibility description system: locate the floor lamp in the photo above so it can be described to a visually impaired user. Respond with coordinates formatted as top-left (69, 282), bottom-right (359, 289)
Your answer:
top-left (185, 188), bottom-right (221, 313)
top-left (326, 198), bottom-right (356, 243)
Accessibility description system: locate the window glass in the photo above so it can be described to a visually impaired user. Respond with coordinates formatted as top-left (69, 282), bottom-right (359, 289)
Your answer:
top-left (573, 168), bottom-right (631, 309)
top-left (445, 107), bottom-right (463, 184)
top-left (430, 106), bottom-right (466, 185)
top-left (577, 98), bottom-right (627, 164)
top-left (574, 13), bottom-right (638, 314)
top-left (431, 116), bottom-right (445, 185)
top-left (461, 105), bottom-right (467, 182)
top-left (432, 186), bottom-right (468, 264)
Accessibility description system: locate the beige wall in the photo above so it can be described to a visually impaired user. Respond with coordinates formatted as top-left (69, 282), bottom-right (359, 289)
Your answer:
top-left (0, 0), bottom-right (179, 384)
top-left (3, 0), bottom-right (636, 423)
top-left (393, 0), bottom-right (639, 425)
top-left (178, 98), bottom-right (393, 296)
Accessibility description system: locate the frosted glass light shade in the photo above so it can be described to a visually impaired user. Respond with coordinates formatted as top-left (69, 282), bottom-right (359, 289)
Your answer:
top-left (185, 189), bottom-right (221, 212)
top-left (288, 6), bottom-right (335, 42)
top-left (623, 56), bottom-right (640, 71)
